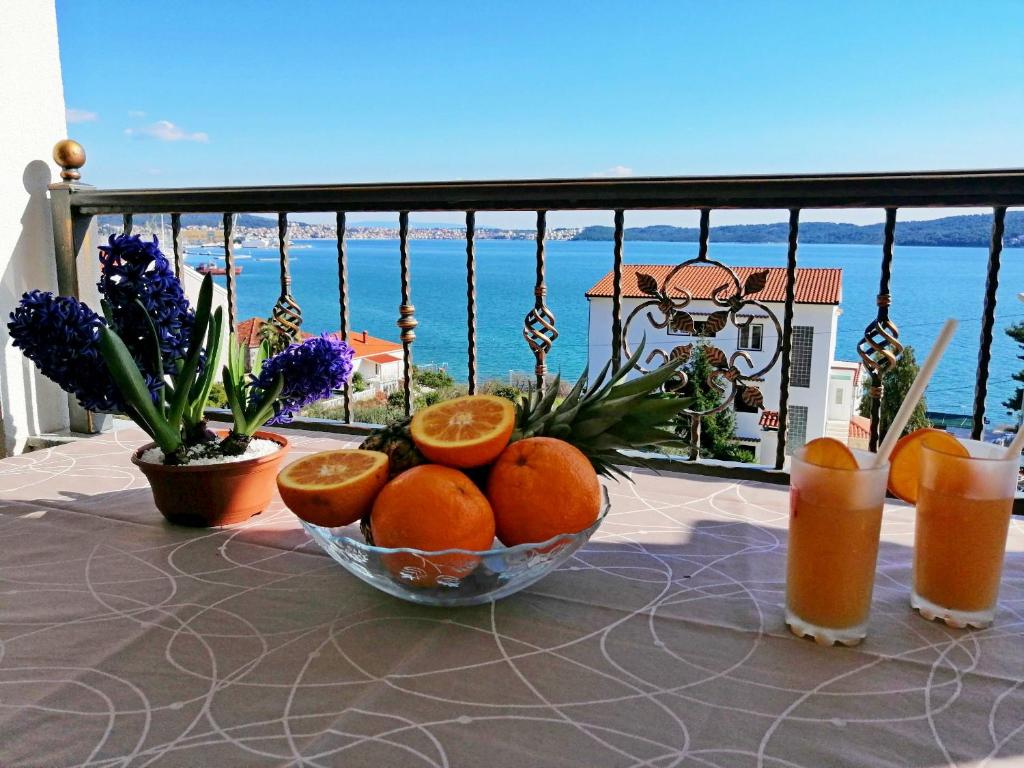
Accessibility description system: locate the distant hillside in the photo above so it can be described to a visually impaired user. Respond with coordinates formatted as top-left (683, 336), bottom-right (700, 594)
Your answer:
top-left (98, 213), bottom-right (277, 229)
top-left (573, 212), bottom-right (1024, 248)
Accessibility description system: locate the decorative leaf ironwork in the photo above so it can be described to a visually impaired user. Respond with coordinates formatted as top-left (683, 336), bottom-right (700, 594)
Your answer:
top-left (637, 272), bottom-right (660, 297)
top-left (704, 345), bottom-right (728, 369)
top-left (740, 384), bottom-right (764, 410)
top-left (744, 270), bottom-right (769, 296)
top-left (670, 344), bottom-right (693, 361)
top-left (670, 312), bottom-right (695, 335)
top-left (704, 310), bottom-right (730, 335)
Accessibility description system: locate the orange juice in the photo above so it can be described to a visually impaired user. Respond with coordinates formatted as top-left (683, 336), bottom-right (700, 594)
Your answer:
top-left (912, 438), bottom-right (1017, 628)
top-left (914, 492), bottom-right (1012, 612)
top-left (785, 448), bottom-right (889, 646)
top-left (787, 498), bottom-right (883, 629)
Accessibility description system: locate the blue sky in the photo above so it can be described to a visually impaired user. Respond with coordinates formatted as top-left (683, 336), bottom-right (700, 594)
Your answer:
top-left (56, 1), bottom-right (1024, 227)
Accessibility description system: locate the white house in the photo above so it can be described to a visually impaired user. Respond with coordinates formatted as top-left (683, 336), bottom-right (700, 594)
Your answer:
top-left (235, 318), bottom-right (405, 394)
top-left (586, 264), bottom-right (861, 465)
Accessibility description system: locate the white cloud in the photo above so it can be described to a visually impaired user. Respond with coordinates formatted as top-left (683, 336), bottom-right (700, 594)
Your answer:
top-left (66, 108), bottom-right (98, 124)
top-left (128, 110), bottom-right (146, 118)
top-left (591, 165), bottom-right (634, 178)
top-left (124, 120), bottom-right (209, 143)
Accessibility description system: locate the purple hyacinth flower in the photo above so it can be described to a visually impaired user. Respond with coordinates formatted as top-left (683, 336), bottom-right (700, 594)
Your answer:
top-left (8, 291), bottom-right (125, 412)
top-left (98, 233), bottom-right (194, 374)
top-left (253, 334), bottom-right (354, 424)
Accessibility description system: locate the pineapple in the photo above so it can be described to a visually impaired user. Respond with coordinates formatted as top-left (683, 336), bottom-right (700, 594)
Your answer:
top-left (358, 417), bottom-right (426, 477)
top-left (359, 342), bottom-right (692, 482)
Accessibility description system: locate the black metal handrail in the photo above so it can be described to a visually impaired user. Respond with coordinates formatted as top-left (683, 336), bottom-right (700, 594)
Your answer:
top-left (47, 142), bottom-right (1024, 506)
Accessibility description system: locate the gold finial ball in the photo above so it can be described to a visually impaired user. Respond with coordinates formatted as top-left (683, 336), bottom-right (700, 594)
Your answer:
top-left (53, 139), bottom-right (86, 181)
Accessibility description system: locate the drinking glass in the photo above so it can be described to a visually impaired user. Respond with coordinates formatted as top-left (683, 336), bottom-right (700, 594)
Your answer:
top-left (786, 448), bottom-right (889, 646)
top-left (912, 438), bottom-right (1017, 628)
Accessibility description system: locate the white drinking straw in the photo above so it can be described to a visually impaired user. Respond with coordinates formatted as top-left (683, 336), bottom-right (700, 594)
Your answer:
top-left (1002, 416), bottom-right (1024, 459)
top-left (873, 318), bottom-right (959, 468)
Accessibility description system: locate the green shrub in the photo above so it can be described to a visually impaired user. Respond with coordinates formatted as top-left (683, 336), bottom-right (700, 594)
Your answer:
top-left (413, 366), bottom-right (454, 389)
top-left (206, 382), bottom-right (228, 409)
top-left (351, 371), bottom-right (367, 393)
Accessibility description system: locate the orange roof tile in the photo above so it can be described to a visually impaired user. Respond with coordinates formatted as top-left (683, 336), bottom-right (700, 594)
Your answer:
top-left (235, 318), bottom-right (401, 359)
top-left (366, 352), bottom-right (401, 364)
top-left (759, 410), bottom-right (779, 430)
top-left (586, 265), bottom-right (841, 305)
top-left (849, 416), bottom-right (871, 441)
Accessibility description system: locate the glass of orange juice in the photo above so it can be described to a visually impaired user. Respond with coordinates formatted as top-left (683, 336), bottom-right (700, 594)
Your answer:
top-left (912, 437), bottom-right (1017, 628)
top-left (786, 446), bottom-right (889, 646)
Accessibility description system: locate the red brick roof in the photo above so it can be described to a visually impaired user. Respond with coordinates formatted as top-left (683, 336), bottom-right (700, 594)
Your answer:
top-left (586, 265), bottom-right (841, 305)
top-left (759, 410), bottom-right (779, 430)
top-left (235, 317), bottom-right (401, 359)
top-left (366, 352), bottom-right (401, 364)
top-left (849, 416), bottom-right (871, 441)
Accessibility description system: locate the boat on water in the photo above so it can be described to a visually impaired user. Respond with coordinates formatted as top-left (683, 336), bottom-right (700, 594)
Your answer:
top-left (196, 262), bottom-right (242, 276)
top-left (238, 237), bottom-right (272, 248)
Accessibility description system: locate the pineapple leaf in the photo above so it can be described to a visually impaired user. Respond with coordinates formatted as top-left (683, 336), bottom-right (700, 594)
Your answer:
top-left (608, 358), bottom-right (686, 399)
top-left (571, 414), bottom-right (626, 441)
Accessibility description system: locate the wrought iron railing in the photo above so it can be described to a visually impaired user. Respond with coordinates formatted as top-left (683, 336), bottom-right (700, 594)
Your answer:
top-left (48, 140), bottom-right (1024, 496)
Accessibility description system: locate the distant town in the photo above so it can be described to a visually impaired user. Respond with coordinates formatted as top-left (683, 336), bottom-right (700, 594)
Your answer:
top-left (97, 216), bottom-right (581, 245)
top-left (98, 210), bottom-right (1024, 249)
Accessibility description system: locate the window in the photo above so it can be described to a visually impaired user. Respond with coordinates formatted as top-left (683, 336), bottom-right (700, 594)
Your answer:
top-left (834, 388), bottom-right (844, 405)
top-left (790, 326), bottom-right (813, 387)
top-left (738, 322), bottom-right (763, 351)
top-left (786, 405), bottom-right (809, 454)
top-left (668, 319), bottom-right (717, 338)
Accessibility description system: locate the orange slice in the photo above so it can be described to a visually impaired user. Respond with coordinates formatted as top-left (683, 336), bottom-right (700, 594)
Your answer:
top-left (277, 449), bottom-right (389, 527)
top-left (801, 437), bottom-right (859, 470)
top-left (887, 428), bottom-right (968, 504)
top-left (410, 394), bottom-right (515, 468)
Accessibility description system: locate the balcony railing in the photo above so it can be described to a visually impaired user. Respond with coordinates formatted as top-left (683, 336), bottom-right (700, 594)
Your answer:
top-left (47, 141), bottom-right (1024, 501)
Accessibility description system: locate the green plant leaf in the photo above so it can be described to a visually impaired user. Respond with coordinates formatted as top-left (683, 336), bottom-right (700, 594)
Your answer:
top-left (189, 308), bottom-right (224, 424)
top-left (98, 326), bottom-right (180, 453)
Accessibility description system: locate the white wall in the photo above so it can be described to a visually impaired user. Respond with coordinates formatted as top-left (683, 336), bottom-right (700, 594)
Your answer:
top-left (0, 0), bottom-right (69, 455)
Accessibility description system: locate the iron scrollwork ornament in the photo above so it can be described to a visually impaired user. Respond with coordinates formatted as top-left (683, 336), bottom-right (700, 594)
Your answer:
top-left (621, 258), bottom-right (783, 419)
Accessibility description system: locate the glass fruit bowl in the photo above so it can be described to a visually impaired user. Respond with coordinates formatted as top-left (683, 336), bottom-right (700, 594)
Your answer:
top-left (300, 487), bottom-right (609, 606)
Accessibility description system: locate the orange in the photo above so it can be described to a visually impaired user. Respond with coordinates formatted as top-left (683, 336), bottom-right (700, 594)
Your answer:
top-left (801, 437), bottom-right (858, 470)
top-left (887, 428), bottom-right (968, 504)
top-left (410, 394), bottom-right (515, 468)
top-left (487, 437), bottom-right (601, 546)
top-left (370, 464), bottom-right (496, 586)
top-left (277, 449), bottom-right (389, 527)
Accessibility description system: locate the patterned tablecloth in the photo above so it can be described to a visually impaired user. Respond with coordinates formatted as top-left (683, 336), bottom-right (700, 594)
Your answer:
top-left (1, 428), bottom-right (1022, 768)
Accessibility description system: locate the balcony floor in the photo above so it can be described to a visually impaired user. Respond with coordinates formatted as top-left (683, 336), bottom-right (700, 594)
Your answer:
top-left (1, 427), bottom-right (1022, 766)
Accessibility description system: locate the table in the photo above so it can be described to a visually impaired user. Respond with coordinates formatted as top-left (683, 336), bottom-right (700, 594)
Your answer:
top-left (1, 428), bottom-right (1022, 768)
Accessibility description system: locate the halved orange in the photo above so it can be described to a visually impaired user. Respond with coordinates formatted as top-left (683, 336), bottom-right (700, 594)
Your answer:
top-left (887, 428), bottom-right (968, 504)
top-left (801, 437), bottom-right (859, 470)
top-left (277, 449), bottom-right (389, 527)
top-left (410, 394), bottom-right (515, 468)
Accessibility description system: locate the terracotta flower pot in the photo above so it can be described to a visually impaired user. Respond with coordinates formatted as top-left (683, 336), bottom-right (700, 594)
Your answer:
top-left (131, 430), bottom-right (290, 527)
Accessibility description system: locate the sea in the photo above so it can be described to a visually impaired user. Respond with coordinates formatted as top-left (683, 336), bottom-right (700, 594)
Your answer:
top-left (192, 239), bottom-right (1024, 423)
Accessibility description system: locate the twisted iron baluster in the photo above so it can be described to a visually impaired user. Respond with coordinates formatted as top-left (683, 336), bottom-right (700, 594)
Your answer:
top-left (123, 213), bottom-right (133, 235)
top-left (397, 212), bottom-right (417, 417)
top-left (611, 209), bottom-right (625, 373)
top-left (270, 212), bottom-right (302, 343)
top-left (775, 208), bottom-right (800, 468)
top-left (170, 213), bottom-right (183, 278)
top-left (857, 207), bottom-right (904, 450)
top-left (972, 206), bottom-right (1007, 439)
top-left (222, 213), bottom-right (238, 332)
top-left (466, 211), bottom-right (478, 395)
top-left (337, 211), bottom-right (352, 423)
top-left (524, 210), bottom-right (557, 392)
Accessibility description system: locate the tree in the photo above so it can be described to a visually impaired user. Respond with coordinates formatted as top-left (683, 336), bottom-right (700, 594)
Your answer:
top-left (676, 344), bottom-right (752, 462)
top-left (1003, 322), bottom-right (1024, 430)
top-left (858, 344), bottom-right (930, 438)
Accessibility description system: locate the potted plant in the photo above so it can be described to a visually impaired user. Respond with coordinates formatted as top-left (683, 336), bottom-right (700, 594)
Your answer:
top-left (8, 234), bottom-right (353, 526)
